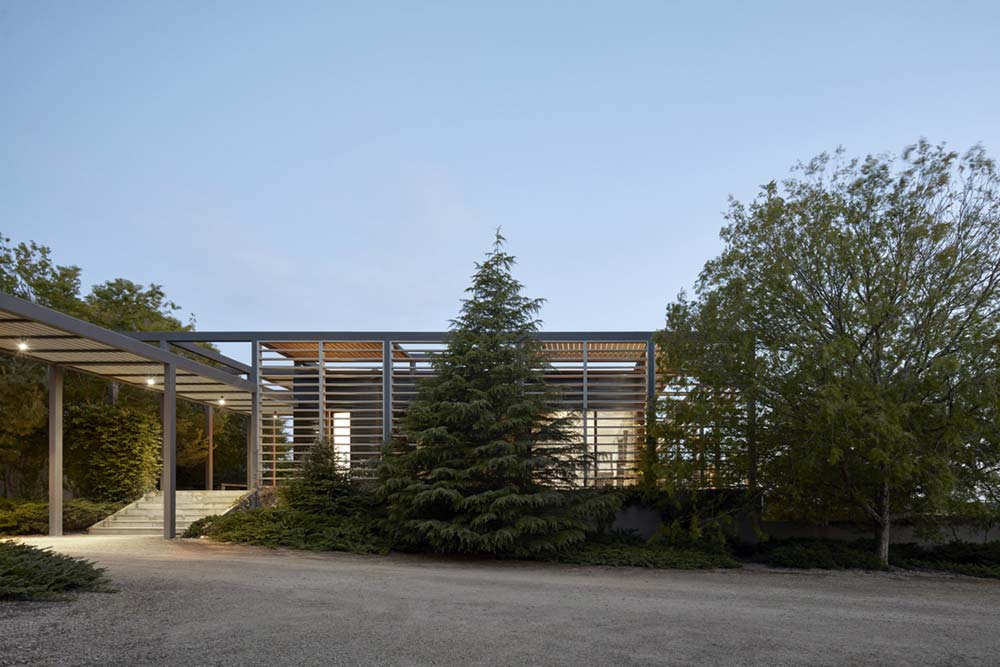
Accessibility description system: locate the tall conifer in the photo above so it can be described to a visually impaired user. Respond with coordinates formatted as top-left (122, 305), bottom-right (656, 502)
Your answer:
top-left (378, 231), bottom-right (613, 556)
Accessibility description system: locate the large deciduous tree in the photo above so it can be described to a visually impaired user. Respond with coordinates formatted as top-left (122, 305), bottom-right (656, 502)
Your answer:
top-left (658, 141), bottom-right (1000, 565)
top-left (0, 233), bottom-right (223, 498)
top-left (378, 232), bottom-right (614, 557)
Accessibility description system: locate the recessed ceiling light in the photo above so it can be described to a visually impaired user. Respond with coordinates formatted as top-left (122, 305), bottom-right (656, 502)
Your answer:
top-left (17, 341), bottom-right (28, 352)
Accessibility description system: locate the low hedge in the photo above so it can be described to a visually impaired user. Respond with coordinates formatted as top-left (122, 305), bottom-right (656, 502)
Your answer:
top-left (749, 539), bottom-right (884, 570)
top-left (741, 538), bottom-right (1000, 578)
top-left (0, 499), bottom-right (124, 536)
top-left (889, 541), bottom-right (1000, 579)
top-left (0, 541), bottom-right (111, 600)
top-left (556, 542), bottom-right (740, 569)
top-left (183, 507), bottom-right (389, 555)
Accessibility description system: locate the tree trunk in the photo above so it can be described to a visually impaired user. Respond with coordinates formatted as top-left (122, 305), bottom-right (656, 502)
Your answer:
top-left (877, 479), bottom-right (891, 567)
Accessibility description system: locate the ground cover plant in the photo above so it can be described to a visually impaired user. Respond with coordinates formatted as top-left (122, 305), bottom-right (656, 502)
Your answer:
top-left (739, 538), bottom-right (1000, 578)
top-left (184, 440), bottom-right (388, 554)
top-left (553, 530), bottom-right (740, 569)
top-left (889, 541), bottom-right (1000, 578)
top-left (0, 541), bottom-right (111, 600)
top-left (183, 508), bottom-right (387, 554)
top-left (0, 498), bottom-right (123, 535)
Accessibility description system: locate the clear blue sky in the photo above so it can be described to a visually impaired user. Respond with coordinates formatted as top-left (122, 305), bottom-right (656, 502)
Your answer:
top-left (2, 2), bottom-right (998, 334)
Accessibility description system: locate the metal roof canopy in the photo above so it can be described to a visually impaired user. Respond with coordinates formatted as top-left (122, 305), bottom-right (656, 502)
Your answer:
top-left (129, 330), bottom-right (654, 343)
top-left (0, 292), bottom-right (254, 413)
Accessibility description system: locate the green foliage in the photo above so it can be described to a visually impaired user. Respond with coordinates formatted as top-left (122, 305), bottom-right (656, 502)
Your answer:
top-left (746, 539), bottom-right (884, 570)
top-left (65, 404), bottom-right (161, 503)
top-left (379, 232), bottom-right (618, 557)
top-left (0, 541), bottom-right (111, 600)
top-left (0, 234), bottom-right (85, 316)
top-left (0, 499), bottom-right (123, 535)
top-left (655, 141), bottom-right (1000, 565)
top-left (183, 508), bottom-right (388, 554)
top-left (556, 534), bottom-right (740, 569)
top-left (890, 541), bottom-right (1000, 579)
top-left (281, 439), bottom-right (379, 518)
top-left (741, 538), bottom-right (1000, 577)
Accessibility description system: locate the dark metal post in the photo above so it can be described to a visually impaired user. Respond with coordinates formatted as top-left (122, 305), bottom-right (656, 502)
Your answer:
top-left (48, 365), bottom-right (63, 536)
top-left (581, 341), bottom-right (589, 487)
top-left (162, 361), bottom-right (176, 539)
top-left (646, 339), bottom-right (656, 404)
top-left (248, 340), bottom-right (260, 489)
top-left (205, 405), bottom-right (214, 490)
top-left (382, 340), bottom-right (392, 441)
top-left (317, 341), bottom-right (326, 439)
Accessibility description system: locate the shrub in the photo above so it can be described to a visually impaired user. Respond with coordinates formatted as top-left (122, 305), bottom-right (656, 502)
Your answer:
top-left (745, 539), bottom-right (884, 570)
top-left (890, 541), bottom-right (1000, 579)
top-left (556, 542), bottom-right (740, 569)
top-left (65, 403), bottom-right (161, 503)
top-left (183, 507), bottom-right (388, 554)
top-left (0, 499), bottom-right (123, 535)
top-left (280, 439), bottom-right (379, 518)
top-left (0, 541), bottom-right (111, 600)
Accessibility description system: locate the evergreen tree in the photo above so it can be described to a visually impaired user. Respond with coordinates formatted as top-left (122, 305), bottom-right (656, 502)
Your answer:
top-left (378, 231), bottom-right (615, 557)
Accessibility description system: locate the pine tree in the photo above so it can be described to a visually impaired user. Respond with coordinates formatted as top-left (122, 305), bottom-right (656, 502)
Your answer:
top-left (378, 231), bottom-right (615, 557)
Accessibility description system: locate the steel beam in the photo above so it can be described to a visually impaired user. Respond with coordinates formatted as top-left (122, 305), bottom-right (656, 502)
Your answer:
top-left (162, 359), bottom-right (177, 539)
top-left (48, 365), bottom-right (63, 537)
top-left (0, 292), bottom-right (254, 392)
top-left (123, 331), bottom-right (656, 343)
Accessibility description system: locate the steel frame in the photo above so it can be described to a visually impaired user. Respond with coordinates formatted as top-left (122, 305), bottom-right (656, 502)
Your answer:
top-left (133, 331), bottom-right (656, 488)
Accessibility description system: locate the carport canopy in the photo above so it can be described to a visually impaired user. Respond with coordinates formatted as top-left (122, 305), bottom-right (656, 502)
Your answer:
top-left (0, 291), bottom-right (256, 538)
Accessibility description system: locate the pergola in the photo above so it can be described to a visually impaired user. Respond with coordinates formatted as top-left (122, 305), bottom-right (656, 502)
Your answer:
top-left (0, 292), bottom-right (257, 538)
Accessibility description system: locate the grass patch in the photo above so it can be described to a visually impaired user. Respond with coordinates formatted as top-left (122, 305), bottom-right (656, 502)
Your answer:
top-left (183, 507), bottom-right (388, 555)
top-left (0, 541), bottom-right (111, 601)
top-left (0, 499), bottom-right (124, 536)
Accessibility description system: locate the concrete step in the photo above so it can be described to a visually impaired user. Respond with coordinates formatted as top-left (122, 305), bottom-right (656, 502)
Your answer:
top-left (88, 490), bottom-right (246, 535)
top-left (102, 515), bottom-right (213, 523)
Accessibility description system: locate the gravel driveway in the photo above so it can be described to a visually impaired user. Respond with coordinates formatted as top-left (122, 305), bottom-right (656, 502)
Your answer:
top-left (1, 535), bottom-right (998, 666)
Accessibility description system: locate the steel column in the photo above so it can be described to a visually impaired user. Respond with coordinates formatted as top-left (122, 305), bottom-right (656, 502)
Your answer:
top-left (205, 405), bottom-right (214, 490)
top-left (162, 361), bottom-right (177, 539)
top-left (47, 365), bottom-right (63, 536)
top-left (317, 341), bottom-right (326, 439)
top-left (249, 340), bottom-right (261, 488)
top-left (582, 341), bottom-right (589, 487)
top-left (382, 340), bottom-right (392, 441)
top-left (646, 340), bottom-right (656, 404)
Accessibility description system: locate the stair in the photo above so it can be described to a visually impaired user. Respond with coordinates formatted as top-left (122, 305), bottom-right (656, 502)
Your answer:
top-left (88, 490), bottom-right (246, 535)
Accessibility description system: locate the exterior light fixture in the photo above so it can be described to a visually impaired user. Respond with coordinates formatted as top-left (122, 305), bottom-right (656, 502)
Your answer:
top-left (218, 397), bottom-right (226, 406)
top-left (146, 377), bottom-right (156, 386)
top-left (17, 341), bottom-right (28, 352)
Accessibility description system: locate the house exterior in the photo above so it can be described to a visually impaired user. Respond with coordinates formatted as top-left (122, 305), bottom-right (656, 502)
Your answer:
top-left (138, 331), bottom-right (657, 488)
top-left (0, 291), bottom-right (656, 536)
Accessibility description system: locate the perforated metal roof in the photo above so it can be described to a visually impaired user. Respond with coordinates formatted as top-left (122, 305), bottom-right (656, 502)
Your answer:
top-left (0, 292), bottom-right (253, 412)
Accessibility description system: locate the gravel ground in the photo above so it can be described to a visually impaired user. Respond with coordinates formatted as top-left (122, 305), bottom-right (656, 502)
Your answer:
top-left (1, 536), bottom-right (998, 667)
